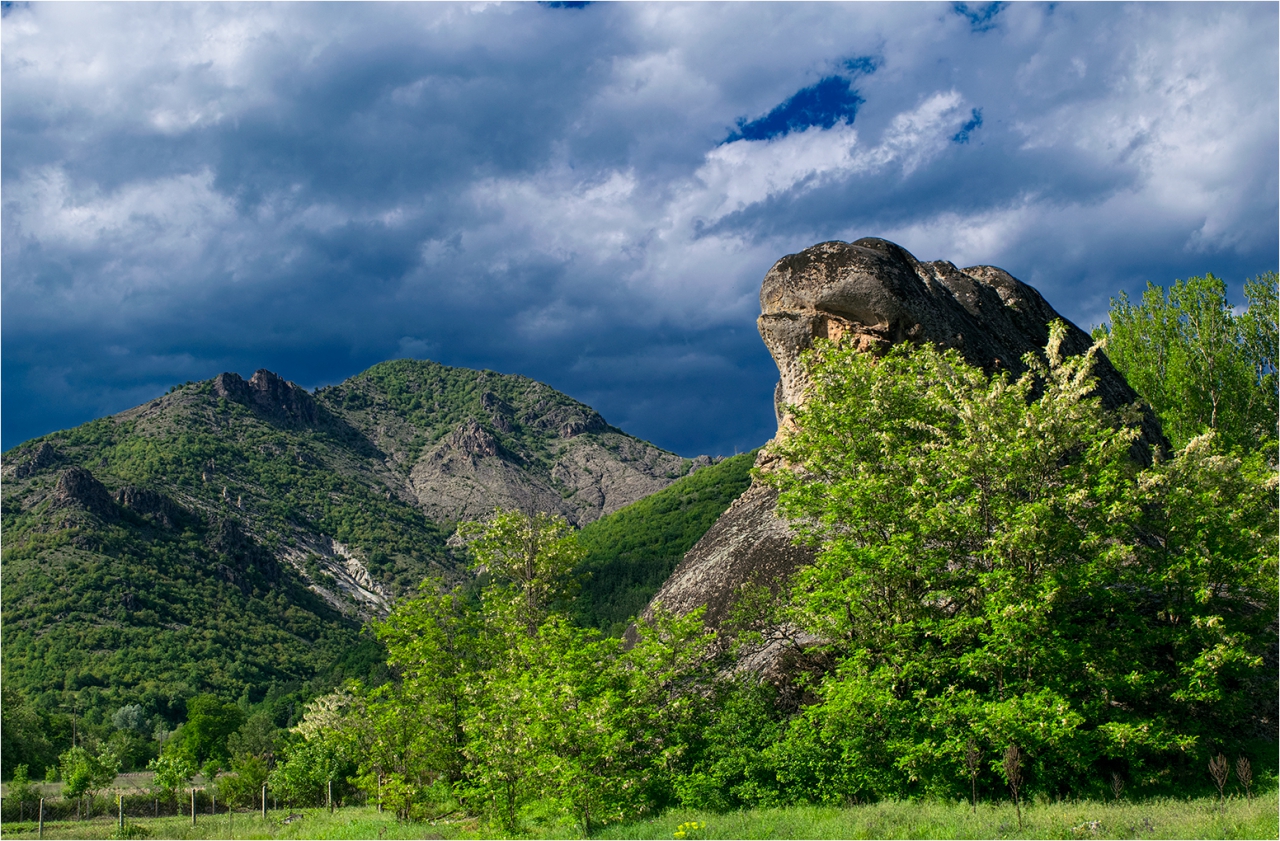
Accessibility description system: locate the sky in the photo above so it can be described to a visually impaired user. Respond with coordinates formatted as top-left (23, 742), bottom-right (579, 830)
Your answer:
top-left (3, 2), bottom-right (1277, 457)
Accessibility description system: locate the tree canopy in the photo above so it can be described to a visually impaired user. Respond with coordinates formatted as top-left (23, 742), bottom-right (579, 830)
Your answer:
top-left (759, 322), bottom-right (1277, 800)
top-left (1094, 272), bottom-right (1277, 454)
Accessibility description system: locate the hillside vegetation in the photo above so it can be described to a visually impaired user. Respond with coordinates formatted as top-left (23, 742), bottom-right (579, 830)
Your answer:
top-left (1, 360), bottom-right (711, 779)
top-left (573, 450), bottom-right (756, 635)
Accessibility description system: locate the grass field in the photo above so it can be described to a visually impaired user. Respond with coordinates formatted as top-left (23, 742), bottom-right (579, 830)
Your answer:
top-left (0, 789), bottom-right (1275, 840)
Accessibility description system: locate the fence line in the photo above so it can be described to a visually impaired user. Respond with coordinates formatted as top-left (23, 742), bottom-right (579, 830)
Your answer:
top-left (1, 785), bottom-right (368, 823)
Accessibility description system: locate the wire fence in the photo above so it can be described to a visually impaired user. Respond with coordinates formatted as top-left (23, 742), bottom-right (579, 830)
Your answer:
top-left (0, 789), bottom-right (261, 824)
top-left (1, 785), bottom-right (370, 824)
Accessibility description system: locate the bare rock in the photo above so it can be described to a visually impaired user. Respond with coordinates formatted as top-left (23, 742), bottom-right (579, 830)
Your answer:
top-left (14, 442), bottom-right (59, 479)
top-left (214, 369), bottom-right (319, 428)
top-left (639, 237), bottom-right (1167, 649)
top-left (50, 466), bottom-right (117, 521)
top-left (115, 485), bottom-right (183, 528)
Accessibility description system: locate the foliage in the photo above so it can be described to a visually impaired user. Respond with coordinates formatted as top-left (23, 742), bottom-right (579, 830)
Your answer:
top-left (148, 752), bottom-right (196, 800)
top-left (1094, 272), bottom-right (1278, 454)
top-left (1, 686), bottom-right (57, 779)
top-left (58, 744), bottom-right (120, 799)
top-left (167, 695), bottom-right (245, 766)
top-left (341, 512), bottom-right (722, 833)
top-left (7, 764), bottom-right (38, 805)
top-left (458, 510), bottom-right (585, 635)
top-left (759, 323), bottom-right (1277, 802)
top-left (574, 452), bottom-right (757, 635)
top-left (216, 753), bottom-right (270, 808)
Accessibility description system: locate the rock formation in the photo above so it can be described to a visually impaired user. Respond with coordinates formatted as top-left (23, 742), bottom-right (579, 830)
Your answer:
top-left (50, 466), bottom-right (118, 524)
top-left (641, 237), bottom-right (1166, 637)
top-left (214, 369), bottom-right (320, 428)
top-left (14, 441), bottom-right (59, 479)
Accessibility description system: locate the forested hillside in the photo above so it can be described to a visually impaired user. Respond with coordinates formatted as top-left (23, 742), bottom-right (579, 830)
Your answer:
top-left (573, 451), bottom-right (756, 634)
top-left (1, 360), bottom-right (718, 778)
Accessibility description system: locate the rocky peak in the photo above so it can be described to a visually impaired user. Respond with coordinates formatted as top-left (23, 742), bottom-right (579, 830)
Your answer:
top-left (51, 466), bottom-right (117, 520)
top-left (449, 418), bottom-right (500, 458)
top-left (758, 237), bottom-right (1165, 454)
top-left (213, 369), bottom-right (319, 428)
top-left (115, 485), bottom-right (182, 528)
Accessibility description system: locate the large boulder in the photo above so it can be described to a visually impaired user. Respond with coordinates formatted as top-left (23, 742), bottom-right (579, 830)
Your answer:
top-left (639, 237), bottom-right (1165, 640)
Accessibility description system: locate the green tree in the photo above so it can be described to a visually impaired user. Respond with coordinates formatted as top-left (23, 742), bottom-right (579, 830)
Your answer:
top-left (1094, 272), bottom-right (1278, 453)
top-left (168, 695), bottom-right (245, 767)
top-left (58, 744), bottom-right (120, 801)
top-left (148, 752), bottom-right (196, 805)
top-left (458, 510), bottom-right (585, 635)
top-left (761, 324), bottom-right (1277, 800)
top-left (7, 765), bottom-right (39, 808)
top-left (216, 754), bottom-right (269, 809)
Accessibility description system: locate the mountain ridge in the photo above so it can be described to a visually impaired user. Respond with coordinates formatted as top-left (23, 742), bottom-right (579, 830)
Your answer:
top-left (1, 357), bottom-right (714, 722)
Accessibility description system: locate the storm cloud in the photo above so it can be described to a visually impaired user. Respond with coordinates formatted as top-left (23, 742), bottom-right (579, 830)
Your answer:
top-left (3, 2), bottom-right (1276, 455)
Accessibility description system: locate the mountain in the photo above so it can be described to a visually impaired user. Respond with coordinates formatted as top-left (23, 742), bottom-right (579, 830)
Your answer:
top-left (1, 360), bottom-right (703, 721)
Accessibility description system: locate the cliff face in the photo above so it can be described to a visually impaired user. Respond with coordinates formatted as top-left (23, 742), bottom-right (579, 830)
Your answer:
top-left (641, 237), bottom-right (1165, 636)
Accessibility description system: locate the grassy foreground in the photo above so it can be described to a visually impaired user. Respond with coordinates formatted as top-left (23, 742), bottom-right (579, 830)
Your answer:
top-left (0, 792), bottom-right (1275, 840)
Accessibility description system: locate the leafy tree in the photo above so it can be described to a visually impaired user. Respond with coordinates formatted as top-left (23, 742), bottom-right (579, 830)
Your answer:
top-left (111, 704), bottom-right (148, 734)
top-left (148, 752), bottom-right (196, 804)
top-left (216, 754), bottom-right (269, 809)
top-left (760, 324), bottom-right (1277, 800)
top-left (458, 510), bottom-right (585, 635)
top-left (1094, 272), bottom-right (1278, 453)
top-left (7, 765), bottom-right (39, 807)
top-left (168, 695), bottom-right (245, 766)
top-left (266, 687), bottom-right (363, 807)
top-left (58, 744), bottom-right (120, 800)
top-left (1, 687), bottom-right (56, 779)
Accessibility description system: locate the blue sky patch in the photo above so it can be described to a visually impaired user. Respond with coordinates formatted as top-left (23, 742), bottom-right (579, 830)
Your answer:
top-left (952, 108), bottom-right (984, 143)
top-left (953, 2), bottom-right (1006, 33)
top-left (727, 76), bottom-right (865, 143)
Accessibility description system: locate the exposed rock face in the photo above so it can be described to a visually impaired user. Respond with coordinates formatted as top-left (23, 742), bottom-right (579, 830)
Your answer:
top-left (207, 516), bottom-right (281, 591)
top-left (637, 483), bottom-right (812, 627)
top-left (642, 237), bottom-right (1165, 637)
top-left (14, 442), bottom-right (59, 479)
top-left (214, 369), bottom-right (319, 428)
top-left (50, 466), bottom-right (117, 521)
top-left (409, 422), bottom-right (688, 527)
top-left (115, 485), bottom-right (183, 528)
top-left (758, 238), bottom-right (1165, 451)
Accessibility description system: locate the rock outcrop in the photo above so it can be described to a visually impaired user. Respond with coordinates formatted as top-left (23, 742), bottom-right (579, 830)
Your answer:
top-left (14, 442), bottom-right (59, 479)
top-left (51, 467), bottom-right (116, 517)
top-left (115, 485), bottom-right (184, 528)
top-left (641, 237), bottom-right (1165, 638)
top-left (214, 369), bottom-right (319, 428)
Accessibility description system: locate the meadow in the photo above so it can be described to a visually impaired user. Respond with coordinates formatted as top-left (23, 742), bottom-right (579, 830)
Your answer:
top-left (1, 790), bottom-right (1275, 841)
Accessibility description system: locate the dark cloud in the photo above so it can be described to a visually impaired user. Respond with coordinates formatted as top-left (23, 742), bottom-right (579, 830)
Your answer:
top-left (2, 2), bottom-right (1276, 458)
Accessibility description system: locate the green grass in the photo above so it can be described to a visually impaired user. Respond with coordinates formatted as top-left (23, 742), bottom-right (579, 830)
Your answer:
top-left (601, 794), bottom-right (1280, 840)
top-left (2, 792), bottom-right (1275, 840)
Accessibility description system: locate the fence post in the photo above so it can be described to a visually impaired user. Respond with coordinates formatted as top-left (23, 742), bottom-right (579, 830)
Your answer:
top-left (211, 791), bottom-right (216, 816)
top-left (328, 780), bottom-right (333, 814)
top-left (38, 798), bottom-right (43, 839)
top-left (191, 788), bottom-right (196, 827)
top-left (262, 785), bottom-right (267, 820)
top-left (118, 792), bottom-right (123, 831)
